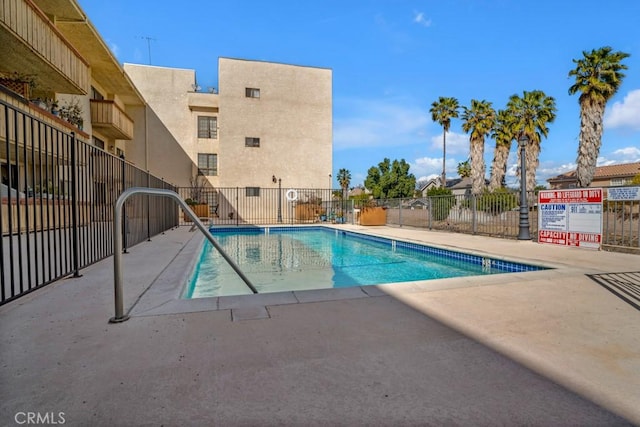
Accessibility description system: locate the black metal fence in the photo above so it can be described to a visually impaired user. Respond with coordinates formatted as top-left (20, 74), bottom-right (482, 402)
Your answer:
top-left (362, 192), bottom-right (638, 251)
top-left (374, 192), bottom-right (540, 239)
top-left (603, 197), bottom-right (640, 251)
top-left (176, 187), bottom-right (338, 226)
top-left (1, 98), bottom-right (177, 306)
top-left (176, 186), bottom-right (638, 252)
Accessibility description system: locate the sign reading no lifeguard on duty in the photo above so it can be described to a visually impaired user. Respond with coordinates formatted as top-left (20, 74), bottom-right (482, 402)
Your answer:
top-left (537, 188), bottom-right (603, 249)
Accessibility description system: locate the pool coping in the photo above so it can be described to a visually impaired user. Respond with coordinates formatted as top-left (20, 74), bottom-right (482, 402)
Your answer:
top-left (129, 225), bottom-right (571, 320)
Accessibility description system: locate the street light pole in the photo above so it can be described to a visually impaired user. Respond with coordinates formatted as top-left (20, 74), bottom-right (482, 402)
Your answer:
top-left (517, 134), bottom-right (531, 240)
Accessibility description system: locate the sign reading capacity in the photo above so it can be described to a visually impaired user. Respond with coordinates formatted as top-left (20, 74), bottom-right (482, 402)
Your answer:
top-left (537, 189), bottom-right (603, 249)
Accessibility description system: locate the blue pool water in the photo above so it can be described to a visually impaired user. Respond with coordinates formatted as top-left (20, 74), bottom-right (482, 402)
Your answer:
top-left (184, 227), bottom-right (547, 298)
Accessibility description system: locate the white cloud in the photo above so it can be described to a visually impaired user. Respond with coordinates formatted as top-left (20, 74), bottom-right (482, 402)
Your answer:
top-left (413, 156), bottom-right (442, 171)
top-left (429, 131), bottom-right (469, 155)
top-left (413, 12), bottom-right (432, 27)
top-left (533, 161), bottom-right (576, 185)
top-left (410, 156), bottom-right (465, 180)
top-left (595, 147), bottom-right (640, 166)
top-left (611, 146), bottom-right (640, 160)
top-left (333, 98), bottom-right (429, 150)
top-left (604, 89), bottom-right (640, 130)
top-left (416, 173), bottom-right (440, 183)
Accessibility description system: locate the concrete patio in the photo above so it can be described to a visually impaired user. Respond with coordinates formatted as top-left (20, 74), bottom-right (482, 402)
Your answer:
top-left (1, 225), bottom-right (639, 426)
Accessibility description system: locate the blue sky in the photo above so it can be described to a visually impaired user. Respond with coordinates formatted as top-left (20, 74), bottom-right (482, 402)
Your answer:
top-left (78, 0), bottom-right (640, 188)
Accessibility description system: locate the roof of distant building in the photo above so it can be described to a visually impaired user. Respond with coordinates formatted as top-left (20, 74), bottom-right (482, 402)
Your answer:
top-left (348, 187), bottom-right (370, 197)
top-left (547, 162), bottom-right (640, 183)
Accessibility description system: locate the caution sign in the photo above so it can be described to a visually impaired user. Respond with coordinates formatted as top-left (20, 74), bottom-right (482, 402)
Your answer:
top-left (537, 189), bottom-right (603, 249)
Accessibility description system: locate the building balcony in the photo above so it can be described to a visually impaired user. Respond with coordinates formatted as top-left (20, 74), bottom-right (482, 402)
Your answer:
top-left (0, 0), bottom-right (89, 95)
top-left (90, 100), bottom-right (134, 140)
top-left (188, 92), bottom-right (219, 112)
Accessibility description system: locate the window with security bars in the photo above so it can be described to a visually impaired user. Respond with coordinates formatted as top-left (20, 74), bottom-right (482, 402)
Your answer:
top-left (198, 153), bottom-right (218, 176)
top-left (245, 137), bottom-right (260, 147)
top-left (246, 187), bottom-right (260, 197)
top-left (198, 116), bottom-right (217, 138)
top-left (245, 87), bottom-right (260, 98)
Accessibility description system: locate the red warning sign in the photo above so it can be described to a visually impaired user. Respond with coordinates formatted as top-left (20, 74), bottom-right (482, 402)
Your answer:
top-left (538, 189), bottom-right (602, 249)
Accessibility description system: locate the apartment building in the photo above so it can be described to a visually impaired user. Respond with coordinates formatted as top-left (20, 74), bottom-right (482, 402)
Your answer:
top-left (124, 58), bottom-right (333, 189)
top-left (2, 0), bottom-right (333, 226)
top-left (1, 0), bottom-right (142, 160)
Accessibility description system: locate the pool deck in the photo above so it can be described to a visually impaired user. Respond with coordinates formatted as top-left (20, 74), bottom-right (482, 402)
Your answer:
top-left (1, 225), bottom-right (639, 426)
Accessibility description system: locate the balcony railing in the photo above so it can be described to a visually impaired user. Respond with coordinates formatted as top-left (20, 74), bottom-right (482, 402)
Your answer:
top-left (90, 99), bottom-right (134, 140)
top-left (0, 0), bottom-right (89, 94)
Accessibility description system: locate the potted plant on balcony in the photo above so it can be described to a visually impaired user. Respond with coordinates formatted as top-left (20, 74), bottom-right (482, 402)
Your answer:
top-left (59, 98), bottom-right (83, 130)
top-left (48, 99), bottom-right (59, 116)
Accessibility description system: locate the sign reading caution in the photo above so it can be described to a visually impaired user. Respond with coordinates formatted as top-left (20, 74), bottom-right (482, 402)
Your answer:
top-left (537, 188), bottom-right (603, 249)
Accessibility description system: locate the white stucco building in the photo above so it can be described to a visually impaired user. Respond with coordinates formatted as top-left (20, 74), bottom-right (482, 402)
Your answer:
top-left (124, 58), bottom-right (333, 190)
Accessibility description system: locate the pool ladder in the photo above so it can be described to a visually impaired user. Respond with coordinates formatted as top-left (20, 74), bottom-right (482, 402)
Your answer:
top-left (110, 187), bottom-right (257, 323)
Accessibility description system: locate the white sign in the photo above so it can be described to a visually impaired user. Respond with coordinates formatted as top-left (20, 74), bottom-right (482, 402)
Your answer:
top-left (538, 189), bottom-right (603, 249)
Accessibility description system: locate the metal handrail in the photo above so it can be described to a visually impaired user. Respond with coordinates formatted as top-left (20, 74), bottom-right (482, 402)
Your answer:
top-left (110, 187), bottom-right (257, 323)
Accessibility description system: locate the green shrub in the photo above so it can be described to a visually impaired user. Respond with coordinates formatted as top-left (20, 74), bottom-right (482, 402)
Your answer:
top-left (477, 188), bottom-right (518, 215)
top-left (461, 188), bottom-right (518, 215)
top-left (427, 187), bottom-right (455, 221)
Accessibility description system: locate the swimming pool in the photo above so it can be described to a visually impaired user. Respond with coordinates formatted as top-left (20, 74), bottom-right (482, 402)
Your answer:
top-left (184, 227), bottom-right (547, 298)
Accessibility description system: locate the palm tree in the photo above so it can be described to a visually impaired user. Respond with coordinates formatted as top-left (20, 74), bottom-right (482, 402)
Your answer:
top-left (461, 99), bottom-right (496, 195)
top-left (488, 109), bottom-right (517, 191)
top-left (569, 46), bottom-right (630, 187)
top-left (337, 168), bottom-right (351, 200)
top-left (507, 90), bottom-right (557, 192)
top-left (457, 160), bottom-right (471, 178)
top-left (430, 97), bottom-right (460, 188)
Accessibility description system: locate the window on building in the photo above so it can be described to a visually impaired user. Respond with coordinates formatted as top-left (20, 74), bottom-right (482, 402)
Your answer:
top-left (245, 88), bottom-right (260, 98)
top-left (246, 187), bottom-right (260, 197)
top-left (245, 137), bottom-right (260, 147)
top-left (198, 116), bottom-right (218, 139)
top-left (610, 178), bottom-right (631, 187)
top-left (198, 153), bottom-right (218, 176)
top-left (93, 136), bottom-right (105, 150)
top-left (91, 86), bottom-right (104, 100)
top-left (1, 162), bottom-right (18, 190)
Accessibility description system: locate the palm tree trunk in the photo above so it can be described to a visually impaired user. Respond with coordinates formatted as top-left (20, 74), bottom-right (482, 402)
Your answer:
top-left (442, 131), bottom-right (447, 187)
top-left (525, 142), bottom-right (540, 193)
top-left (470, 137), bottom-right (485, 195)
top-left (488, 143), bottom-right (510, 191)
top-left (576, 100), bottom-right (605, 187)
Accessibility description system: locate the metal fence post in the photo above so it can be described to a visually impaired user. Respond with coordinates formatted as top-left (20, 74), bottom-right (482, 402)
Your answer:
top-left (399, 198), bottom-right (403, 227)
top-left (121, 155), bottom-right (128, 253)
top-left (161, 178), bottom-right (166, 234)
top-left (472, 194), bottom-right (477, 235)
top-left (70, 132), bottom-right (82, 277)
top-left (428, 198), bottom-right (432, 230)
top-left (146, 170), bottom-right (151, 241)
